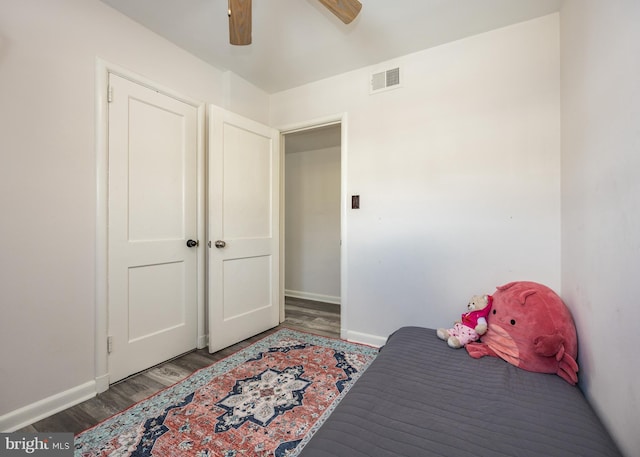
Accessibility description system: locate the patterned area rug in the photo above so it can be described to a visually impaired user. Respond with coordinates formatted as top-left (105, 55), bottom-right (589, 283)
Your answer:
top-left (75, 329), bottom-right (378, 456)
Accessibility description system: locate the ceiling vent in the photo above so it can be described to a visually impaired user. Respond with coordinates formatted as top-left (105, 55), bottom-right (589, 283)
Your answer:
top-left (370, 67), bottom-right (401, 94)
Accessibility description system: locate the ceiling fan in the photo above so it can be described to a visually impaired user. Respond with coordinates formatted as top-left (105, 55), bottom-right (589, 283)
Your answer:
top-left (228, 0), bottom-right (363, 45)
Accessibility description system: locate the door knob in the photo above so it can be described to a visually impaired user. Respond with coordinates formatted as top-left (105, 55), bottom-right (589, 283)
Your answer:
top-left (186, 239), bottom-right (199, 248)
top-left (214, 240), bottom-right (226, 248)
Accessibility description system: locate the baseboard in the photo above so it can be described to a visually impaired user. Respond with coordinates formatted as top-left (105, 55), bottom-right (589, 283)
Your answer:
top-left (285, 289), bottom-right (341, 305)
top-left (0, 381), bottom-right (96, 432)
top-left (197, 333), bottom-right (208, 350)
top-left (95, 373), bottom-right (110, 394)
top-left (343, 329), bottom-right (388, 348)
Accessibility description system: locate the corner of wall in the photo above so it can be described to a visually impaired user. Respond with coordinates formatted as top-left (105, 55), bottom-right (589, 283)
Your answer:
top-left (222, 71), bottom-right (270, 125)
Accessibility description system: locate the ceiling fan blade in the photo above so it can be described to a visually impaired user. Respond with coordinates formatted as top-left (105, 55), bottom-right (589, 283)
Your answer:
top-left (318, 0), bottom-right (362, 24)
top-left (228, 0), bottom-right (252, 45)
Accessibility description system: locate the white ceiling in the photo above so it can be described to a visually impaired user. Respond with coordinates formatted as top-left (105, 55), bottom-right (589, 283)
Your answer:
top-left (100, 0), bottom-right (562, 94)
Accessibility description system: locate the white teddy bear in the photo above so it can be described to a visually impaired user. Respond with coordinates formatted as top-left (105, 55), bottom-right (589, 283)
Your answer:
top-left (436, 294), bottom-right (493, 349)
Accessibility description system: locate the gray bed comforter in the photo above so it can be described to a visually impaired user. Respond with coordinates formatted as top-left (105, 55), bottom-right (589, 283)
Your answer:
top-left (299, 326), bottom-right (622, 457)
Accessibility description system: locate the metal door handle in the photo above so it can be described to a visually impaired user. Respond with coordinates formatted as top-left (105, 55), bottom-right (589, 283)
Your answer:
top-left (186, 239), bottom-right (199, 248)
top-left (214, 240), bottom-right (226, 248)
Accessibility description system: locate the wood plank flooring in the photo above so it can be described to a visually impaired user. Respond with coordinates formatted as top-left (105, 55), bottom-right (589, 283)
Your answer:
top-left (18, 297), bottom-right (340, 434)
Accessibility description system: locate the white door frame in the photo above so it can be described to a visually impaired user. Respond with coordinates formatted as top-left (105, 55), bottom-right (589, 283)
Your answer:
top-left (277, 113), bottom-right (348, 339)
top-left (94, 59), bottom-right (206, 393)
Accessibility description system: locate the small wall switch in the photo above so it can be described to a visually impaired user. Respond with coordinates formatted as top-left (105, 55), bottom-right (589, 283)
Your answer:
top-left (352, 195), bottom-right (360, 209)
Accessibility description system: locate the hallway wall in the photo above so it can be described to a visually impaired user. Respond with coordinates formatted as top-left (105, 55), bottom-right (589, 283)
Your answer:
top-left (285, 145), bottom-right (341, 304)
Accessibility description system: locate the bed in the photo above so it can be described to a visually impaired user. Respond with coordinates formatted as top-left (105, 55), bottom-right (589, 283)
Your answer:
top-left (299, 326), bottom-right (622, 457)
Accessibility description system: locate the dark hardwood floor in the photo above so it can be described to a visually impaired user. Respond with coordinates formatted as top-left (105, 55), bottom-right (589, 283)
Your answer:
top-left (18, 297), bottom-right (340, 434)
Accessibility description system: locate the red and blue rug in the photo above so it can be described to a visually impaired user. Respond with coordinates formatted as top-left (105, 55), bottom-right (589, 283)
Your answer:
top-left (75, 329), bottom-right (378, 456)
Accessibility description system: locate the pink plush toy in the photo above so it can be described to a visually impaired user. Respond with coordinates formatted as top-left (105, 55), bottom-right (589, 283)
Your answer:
top-left (437, 295), bottom-right (493, 348)
top-left (466, 281), bottom-right (579, 385)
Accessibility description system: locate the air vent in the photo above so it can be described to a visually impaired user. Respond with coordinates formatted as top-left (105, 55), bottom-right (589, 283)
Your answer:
top-left (370, 67), bottom-right (401, 94)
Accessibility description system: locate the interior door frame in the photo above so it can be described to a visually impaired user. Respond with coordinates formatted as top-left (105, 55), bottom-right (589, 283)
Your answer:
top-left (277, 113), bottom-right (348, 339)
top-left (94, 59), bottom-right (206, 393)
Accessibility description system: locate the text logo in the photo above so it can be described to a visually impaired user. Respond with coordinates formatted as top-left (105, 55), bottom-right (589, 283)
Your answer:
top-left (1, 433), bottom-right (73, 456)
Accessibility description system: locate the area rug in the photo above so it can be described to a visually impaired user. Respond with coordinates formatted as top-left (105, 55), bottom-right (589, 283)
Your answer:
top-left (75, 329), bottom-right (378, 457)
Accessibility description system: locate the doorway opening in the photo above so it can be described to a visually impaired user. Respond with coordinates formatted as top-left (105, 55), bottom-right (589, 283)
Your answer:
top-left (282, 123), bottom-right (342, 337)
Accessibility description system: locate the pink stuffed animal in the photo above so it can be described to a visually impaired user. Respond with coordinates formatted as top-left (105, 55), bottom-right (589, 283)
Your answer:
top-left (437, 295), bottom-right (493, 348)
top-left (465, 281), bottom-right (579, 384)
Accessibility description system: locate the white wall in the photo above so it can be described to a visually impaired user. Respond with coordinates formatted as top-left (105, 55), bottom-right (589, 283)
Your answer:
top-left (271, 14), bottom-right (561, 344)
top-left (560, 2), bottom-right (640, 456)
top-left (0, 0), bottom-right (268, 427)
top-left (285, 146), bottom-right (341, 303)
top-left (222, 71), bottom-right (270, 125)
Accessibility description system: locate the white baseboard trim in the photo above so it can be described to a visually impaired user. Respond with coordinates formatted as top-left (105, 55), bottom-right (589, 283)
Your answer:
top-left (95, 373), bottom-right (110, 394)
top-left (285, 289), bottom-right (341, 305)
top-left (0, 381), bottom-right (96, 432)
top-left (197, 334), bottom-right (208, 350)
top-left (343, 329), bottom-right (388, 348)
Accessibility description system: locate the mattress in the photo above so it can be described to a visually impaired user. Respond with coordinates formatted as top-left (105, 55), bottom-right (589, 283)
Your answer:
top-left (299, 326), bottom-right (622, 457)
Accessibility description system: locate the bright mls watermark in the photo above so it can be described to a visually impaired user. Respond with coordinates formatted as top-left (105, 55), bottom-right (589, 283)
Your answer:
top-left (1, 433), bottom-right (73, 456)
